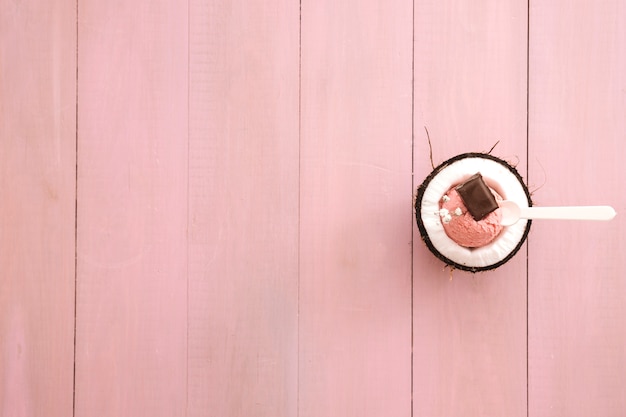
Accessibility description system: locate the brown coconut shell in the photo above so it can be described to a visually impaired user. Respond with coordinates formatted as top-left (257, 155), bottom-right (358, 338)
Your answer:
top-left (415, 152), bottom-right (533, 273)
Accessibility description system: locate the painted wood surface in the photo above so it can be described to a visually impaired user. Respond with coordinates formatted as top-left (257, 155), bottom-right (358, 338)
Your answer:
top-left (74, 1), bottom-right (188, 416)
top-left (2, 1), bottom-right (626, 416)
top-left (528, 2), bottom-right (626, 416)
top-left (299, 1), bottom-right (412, 416)
top-left (0, 1), bottom-right (76, 416)
top-left (187, 1), bottom-right (300, 416)
top-left (412, 2), bottom-right (529, 416)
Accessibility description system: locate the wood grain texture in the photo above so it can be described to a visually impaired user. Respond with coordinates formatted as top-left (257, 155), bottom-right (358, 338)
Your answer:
top-left (412, 2), bottom-right (529, 416)
top-left (0, 1), bottom-right (76, 415)
top-left (5, 1), bottom-right (626, 415)
top-left (528, 2), bottom-right (626, 416)
top-left (299, 1), bottom-right (413, 416)
top-left (75, 1), bottom-right (188, 416)
top-left (187, 1), bottom-right (300, 416)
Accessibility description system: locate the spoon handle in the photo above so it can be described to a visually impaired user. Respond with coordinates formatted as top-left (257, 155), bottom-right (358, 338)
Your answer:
top-left (519, 205), bottom-right (616, 221)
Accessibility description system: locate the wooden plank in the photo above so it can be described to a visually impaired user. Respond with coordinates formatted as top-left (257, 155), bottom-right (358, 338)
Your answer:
top-left (299, 1), bottom-right (413, 416)
top-left (187, 1), bottom-right (300, 416)
top-left (0, 1), bottom-right (76, 415)
top-left (528, 2), bottom-right (626, 415)
top-left (412, 1), bottom-right (529, 416)
top-left (74, 1), bottom-right (188, 416)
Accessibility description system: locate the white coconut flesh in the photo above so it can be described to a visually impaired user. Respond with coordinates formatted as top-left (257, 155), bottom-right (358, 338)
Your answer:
top-left (420, 156), bottom-right (530, 269)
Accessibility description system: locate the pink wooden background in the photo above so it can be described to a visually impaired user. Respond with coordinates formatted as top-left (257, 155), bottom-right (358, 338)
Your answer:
top-left (2, 1), bottom-right (625, 416)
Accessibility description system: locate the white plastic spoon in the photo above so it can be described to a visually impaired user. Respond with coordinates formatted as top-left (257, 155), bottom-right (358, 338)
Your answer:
top-left (499, 200), bottom-right (616, 226)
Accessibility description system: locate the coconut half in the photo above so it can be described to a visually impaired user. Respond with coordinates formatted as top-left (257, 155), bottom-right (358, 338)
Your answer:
top-left (415, 153), bottom-right (532, 272)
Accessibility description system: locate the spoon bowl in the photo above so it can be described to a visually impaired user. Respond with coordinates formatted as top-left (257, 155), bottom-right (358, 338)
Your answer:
top-left (499, 200), bottom-right (616, 227)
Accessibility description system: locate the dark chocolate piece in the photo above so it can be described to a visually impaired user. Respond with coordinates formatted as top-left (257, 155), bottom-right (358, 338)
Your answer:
top-left (455, 173), bottom-right (498, 221)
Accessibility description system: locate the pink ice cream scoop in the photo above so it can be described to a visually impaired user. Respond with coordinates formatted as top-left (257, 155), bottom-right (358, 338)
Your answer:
top-left (439, 188), bottom-right (503, 248)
